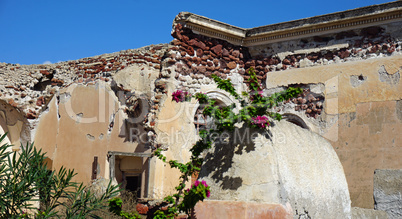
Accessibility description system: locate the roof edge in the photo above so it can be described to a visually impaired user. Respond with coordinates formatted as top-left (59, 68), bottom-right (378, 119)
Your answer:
top-left (248, 1), bottom-right (402, 36)
top-left (172, 1), bottom-right (402, 46)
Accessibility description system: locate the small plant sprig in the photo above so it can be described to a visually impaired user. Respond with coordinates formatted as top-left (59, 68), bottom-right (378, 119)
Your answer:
top-left (108, 197), bottom-right (141, 219)
top-left (155, 68), bottom-right (302, 218)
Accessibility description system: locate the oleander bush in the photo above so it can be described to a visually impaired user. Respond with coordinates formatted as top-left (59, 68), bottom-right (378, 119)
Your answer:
top-left (0, 133), bottom-right (120, 218)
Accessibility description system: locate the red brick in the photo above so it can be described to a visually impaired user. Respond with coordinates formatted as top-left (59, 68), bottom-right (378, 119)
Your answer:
top-left (136, 203), bottom-right (149, 215)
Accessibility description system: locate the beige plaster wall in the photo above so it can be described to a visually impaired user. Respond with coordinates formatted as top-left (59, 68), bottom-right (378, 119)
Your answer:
top-left (265, 55), bottom-right (402, 208)
top-left (0, 114), bottom-right (12, 151)
top-left (33, 83), bottom-right (147, 184)
top-left (151, 88), bottom-right (198, 198)
top-left (0, 100), bottom-right (29, 150)
top-left (151, 81), bottom-right (240, 199)
top-left (31, 78), bottom-right (193, 199)
top-left (198, 120), bottom-right (351, 218)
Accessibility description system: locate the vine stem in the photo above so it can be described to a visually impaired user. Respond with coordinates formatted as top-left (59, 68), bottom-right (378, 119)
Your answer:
top-left (174, 173), bottom-right (189, 208)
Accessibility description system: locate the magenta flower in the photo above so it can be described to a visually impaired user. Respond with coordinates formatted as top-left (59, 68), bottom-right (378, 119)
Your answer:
top-left (172, 90), bottom-right (183, 102)
top-left (190, 180), bottom-right (211, 199)
top-left (172, 90), bottom-right (191, 102)
top-left (251, 115), bottom-right (270, 128)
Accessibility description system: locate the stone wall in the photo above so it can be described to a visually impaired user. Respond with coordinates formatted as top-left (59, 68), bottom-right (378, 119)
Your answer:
top-left (249, 22), bottom-right (402, 70)
top-left (374, 169), bottom-right (402, 219)
top-left (351, 207), bottom-right (388, 219)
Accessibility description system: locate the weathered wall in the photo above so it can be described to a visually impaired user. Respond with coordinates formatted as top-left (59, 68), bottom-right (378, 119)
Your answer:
top-left (351, 207), bottom-right (388, 219)
top-left (198, 120), bottom-right (351, 218)
top-left (194, 200), bottom-right (293, 219)
top-left (249, 21), bottom-right (402, 71)
top-left (0, 3), bottom-right (401, 209)
top-left (0, 107), bottom-right (13, 153)
top-left (0, 99), bottom-right (30, 150)
top-left (264, 55), bottom-right (402, 208)
top-left (374, 169), bottom-right (402, 219)
top-left (0, 44), bottom-right (197, 199)
top-left (33, 83), bottom-right (144, 183)
top-left (167, 15), bottom-right (402, 207)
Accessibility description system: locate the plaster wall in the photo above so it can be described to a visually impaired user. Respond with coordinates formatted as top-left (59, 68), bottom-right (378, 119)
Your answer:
top-left (265, 55), bottom-right (402, 208)
top-left (0, 113), bottom-right (12, 152)
top-left (198, 120), bottom-right (351, 218)
top-left (374, 169), bottom-right (402, 218)
top-left (0, 100), bottom-right (30, 150)
top-left (33, 83), bottom-right (150, 183)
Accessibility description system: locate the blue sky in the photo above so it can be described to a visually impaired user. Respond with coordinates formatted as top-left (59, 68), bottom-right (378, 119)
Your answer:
top-left (0, 0), bottom-right (394, 65)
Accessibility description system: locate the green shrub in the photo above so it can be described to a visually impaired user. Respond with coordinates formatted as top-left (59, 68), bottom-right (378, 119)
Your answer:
top-left (0, 133), bottom-right (120, 218)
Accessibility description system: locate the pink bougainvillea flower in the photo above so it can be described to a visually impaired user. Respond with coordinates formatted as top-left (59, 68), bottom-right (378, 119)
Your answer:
top-left (172, 90), bottom-right (192, 102)
top-left (172, 90), bottom-right (183, 102)
top-left (201, 180), bottom-right (207, 187)
top-left (206, 190), bottom-right (211, 198)
top-left (194, 180), bottom-right (200, 187)
top-left (251, 115), bottom-right (270, 128)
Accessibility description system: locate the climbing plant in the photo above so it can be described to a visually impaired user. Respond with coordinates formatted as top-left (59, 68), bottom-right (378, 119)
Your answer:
top-left (154, 68), bottom-right (302, 218)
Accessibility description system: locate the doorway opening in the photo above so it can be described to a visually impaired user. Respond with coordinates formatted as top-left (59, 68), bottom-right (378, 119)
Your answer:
top-left (108, 151), bottom-right (152, 199)
top-left (124, 173), bottom-right (142, 198)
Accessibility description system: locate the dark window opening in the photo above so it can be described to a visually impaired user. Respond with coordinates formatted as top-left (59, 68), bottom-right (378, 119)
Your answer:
top-left (125, 175), bottom-right (141, 198)
top-left (91, 156), bottom-right (98, 180)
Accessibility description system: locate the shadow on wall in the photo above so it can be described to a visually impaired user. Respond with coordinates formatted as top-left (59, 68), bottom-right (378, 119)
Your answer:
top-left (198, 120), bottom-right (352, 218)
top-left (118, 96), bottom-right (152, 152)
top-left (199, 123), bottom-right (273, 191)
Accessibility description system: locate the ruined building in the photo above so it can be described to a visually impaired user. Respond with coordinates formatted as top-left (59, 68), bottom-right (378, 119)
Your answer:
top-left (0, 1), bottom-right (401, 218)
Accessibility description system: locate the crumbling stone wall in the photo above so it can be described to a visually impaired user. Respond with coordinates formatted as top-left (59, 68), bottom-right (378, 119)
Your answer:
top-left (249, 23), bottom-right (402, 70)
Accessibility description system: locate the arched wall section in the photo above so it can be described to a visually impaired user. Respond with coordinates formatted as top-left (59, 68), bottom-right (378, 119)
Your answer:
top-left (0, 100), bottom-right (30, 149)
top-left (198, 120), bottom-right (351, 218)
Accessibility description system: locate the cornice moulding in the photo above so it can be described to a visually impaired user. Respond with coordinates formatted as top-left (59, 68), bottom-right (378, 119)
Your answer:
top-left (172, 2), bottom-right (402, 47)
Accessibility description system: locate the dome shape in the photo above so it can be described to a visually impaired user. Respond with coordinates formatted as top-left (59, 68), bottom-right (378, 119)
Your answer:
top-left (198, 120), bottom-right (351, 218)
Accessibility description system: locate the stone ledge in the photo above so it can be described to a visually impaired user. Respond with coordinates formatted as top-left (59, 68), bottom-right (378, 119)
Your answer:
top-left (352, 207), bottom-right (389, 219)
top-left (194, 200), bottom-right (292, 219)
